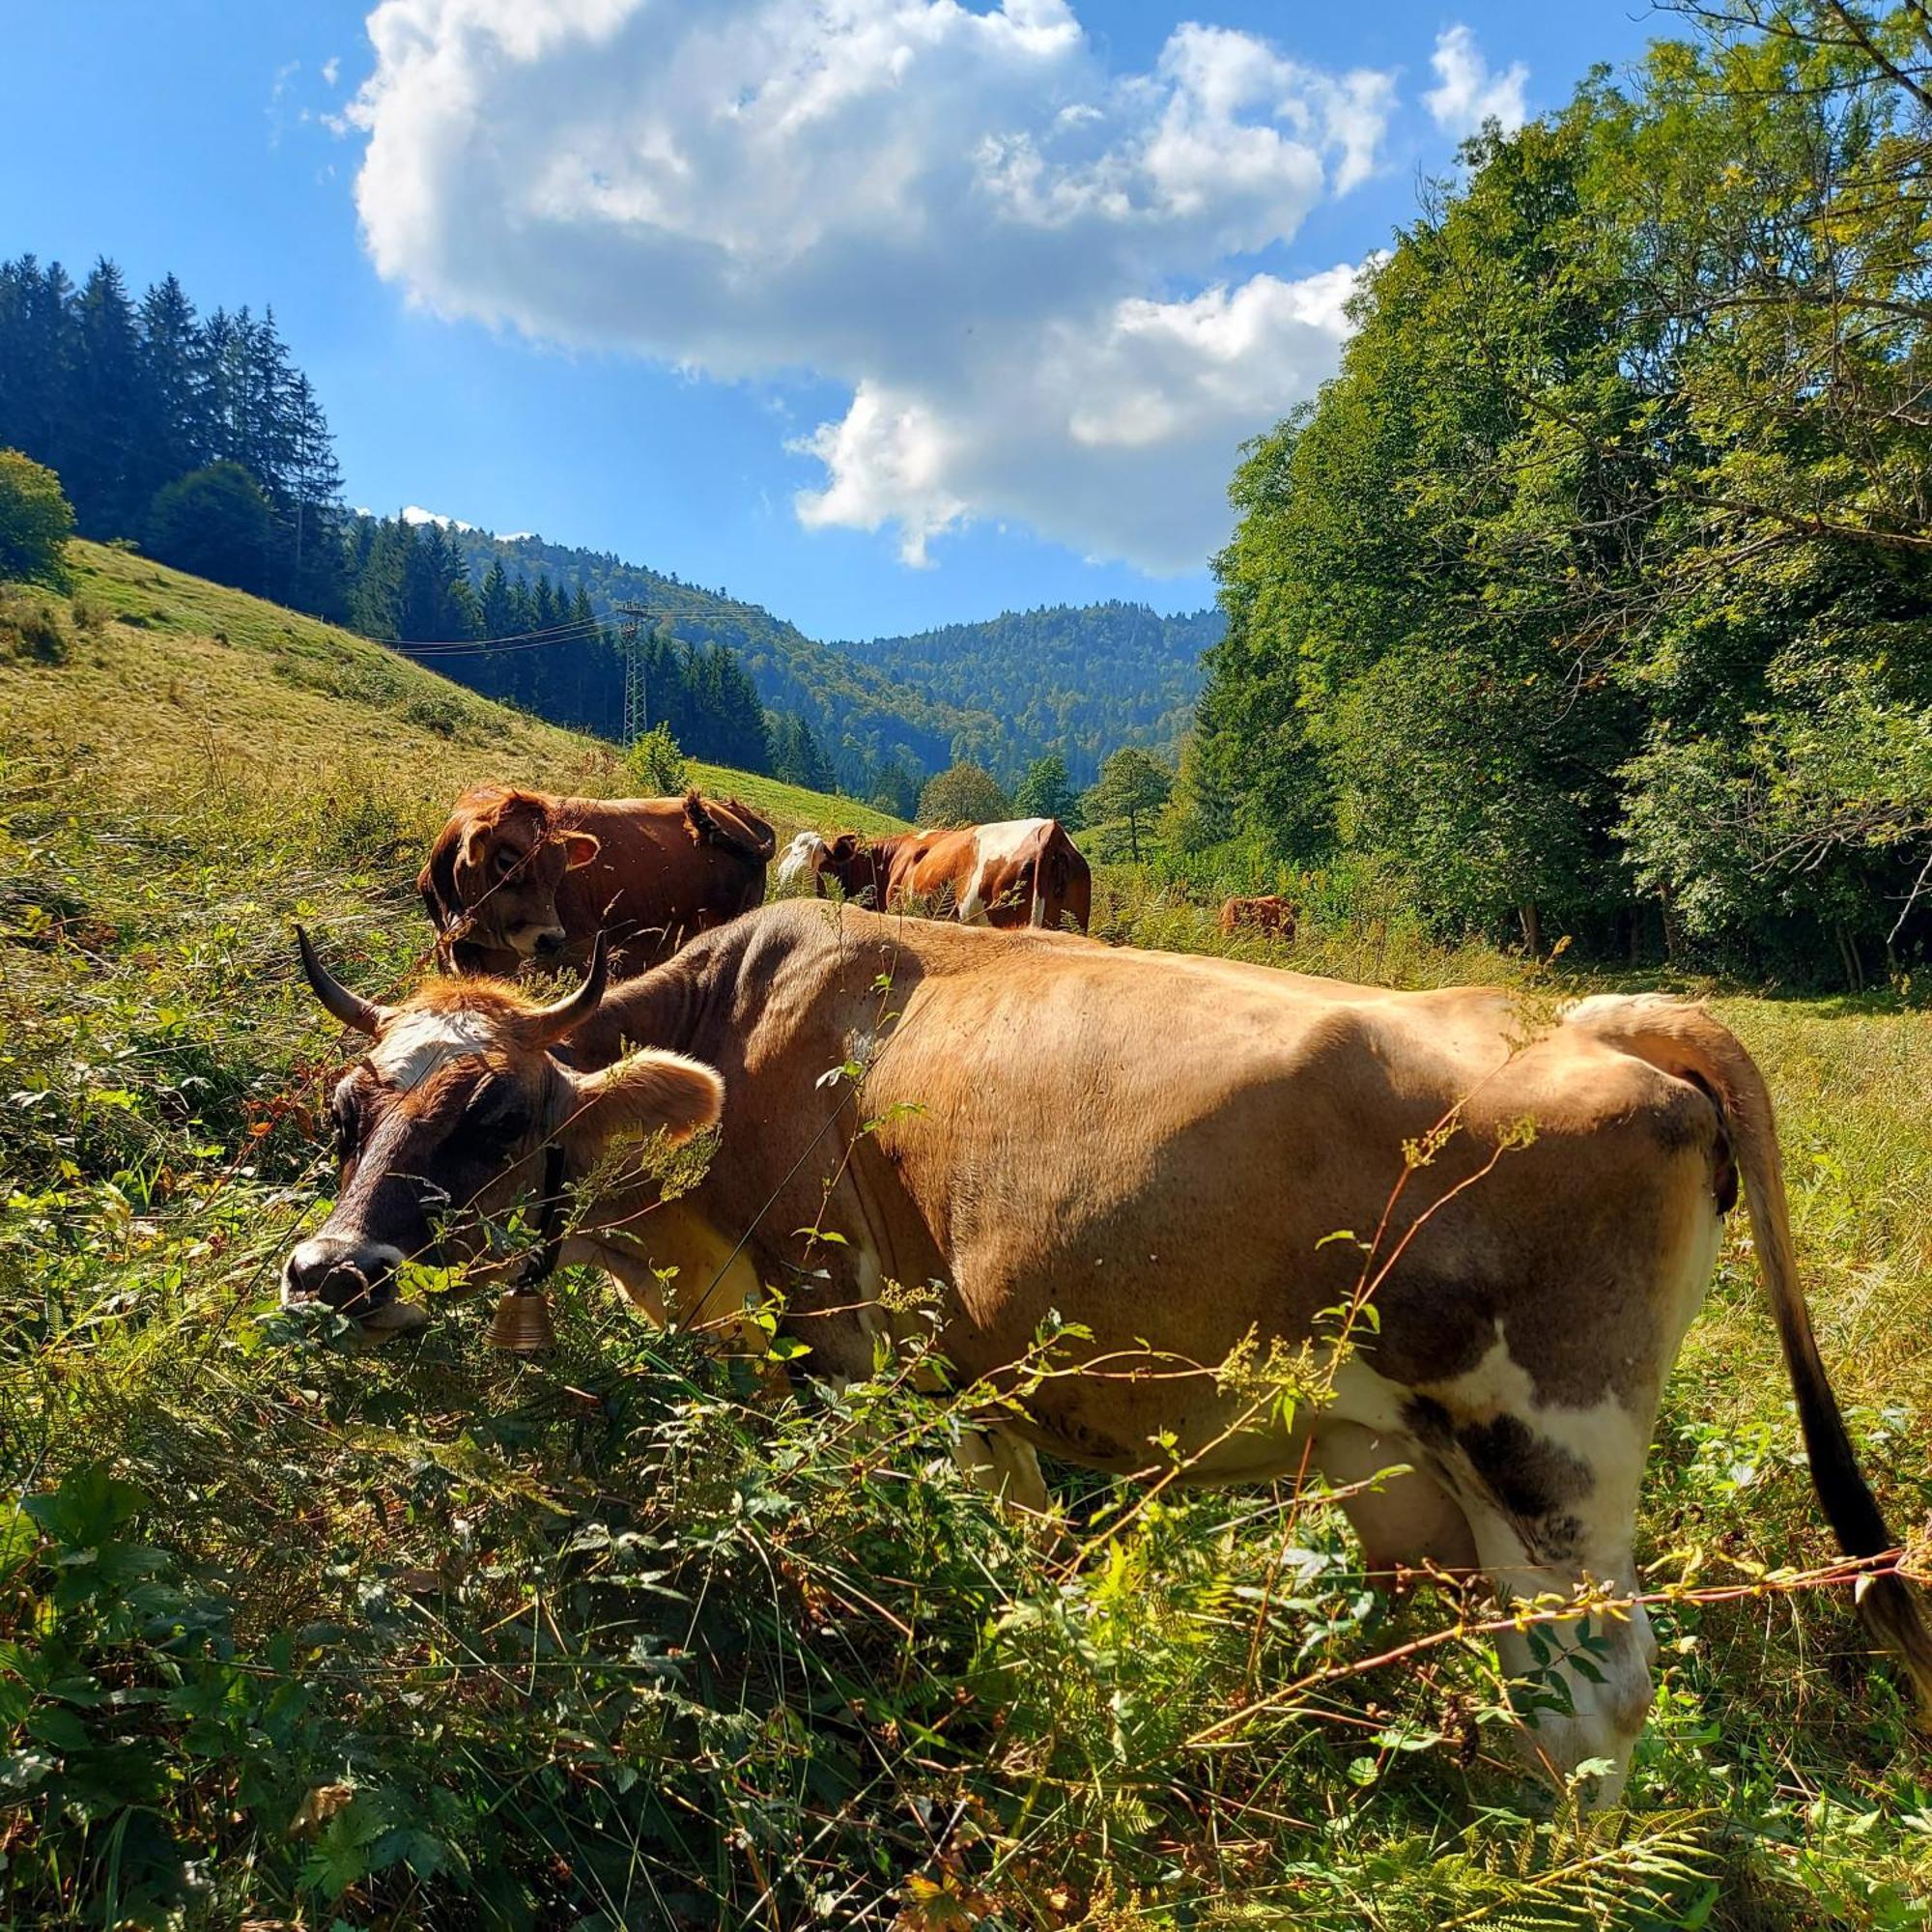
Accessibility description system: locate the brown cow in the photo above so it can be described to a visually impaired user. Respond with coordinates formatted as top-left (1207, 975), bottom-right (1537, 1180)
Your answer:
top-left (287, 902), bottom-right (1932, 1804)
top-left (1219, 894), bottom-right (1298, 942)
top-left (778, 817), bottom-right (1091, 930)
top-left (417, 784), bottom-right (774, 977)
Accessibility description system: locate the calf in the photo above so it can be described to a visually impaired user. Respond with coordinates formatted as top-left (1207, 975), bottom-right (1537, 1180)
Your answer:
top-left (418, 784), bottom-right (774, 977)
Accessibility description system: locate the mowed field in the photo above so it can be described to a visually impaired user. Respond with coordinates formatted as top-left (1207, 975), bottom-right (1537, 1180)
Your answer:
top-left (1, 549), bottom-right (1928, 1928)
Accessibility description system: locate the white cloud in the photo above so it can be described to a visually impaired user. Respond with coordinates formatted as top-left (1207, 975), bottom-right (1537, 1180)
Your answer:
top-left (401, 504), bottom-right (478, 531)
top-left (346, 0), bottom-right (1393, 571)
top-left (1424, 24), bottom-right (1527, 139)
top-left (322, 55), bottom-right (342, 87)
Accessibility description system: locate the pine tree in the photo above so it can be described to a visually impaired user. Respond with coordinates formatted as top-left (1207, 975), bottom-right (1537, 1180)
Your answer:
top-left (68, 260), bottom-right (145, 533)
top-left (135, 274), bottom-right (208, 502)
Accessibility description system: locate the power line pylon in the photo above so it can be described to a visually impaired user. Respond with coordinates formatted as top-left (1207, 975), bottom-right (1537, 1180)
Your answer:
top-left (614, 603), bottom-right (652, 743)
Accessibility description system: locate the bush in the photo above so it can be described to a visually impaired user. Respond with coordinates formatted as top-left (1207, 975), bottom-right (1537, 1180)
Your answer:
top-left (144, 461), bottom-right (271, 595)
top-left (0, 583), bottom-right (71, 663)
top-left (625, 721), bottom-right (692, 795)
top-left (0, 448), bottom-right (75, 585)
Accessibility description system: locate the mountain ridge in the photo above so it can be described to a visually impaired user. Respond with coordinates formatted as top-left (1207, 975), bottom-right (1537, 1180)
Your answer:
top-left (435, 521), bottom-right (1218, 790)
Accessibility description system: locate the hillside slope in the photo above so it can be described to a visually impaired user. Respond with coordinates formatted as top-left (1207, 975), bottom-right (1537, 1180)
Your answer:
top-left (442, 525), bottom-right (997, 782)
top-left (438, 524), bottom-right (1214, 787)
top-left (3, 540), bottom-right (904, 853)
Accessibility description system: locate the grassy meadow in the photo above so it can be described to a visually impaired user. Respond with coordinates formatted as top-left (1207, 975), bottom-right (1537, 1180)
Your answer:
top-left (1, 552), bottom-right (1929, 1927)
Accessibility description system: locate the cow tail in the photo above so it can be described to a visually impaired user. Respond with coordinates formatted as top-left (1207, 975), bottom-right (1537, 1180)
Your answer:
top-left (683, 790), bottom-right (777, 867)
top-left (1566, 993), bottom-right (1932, 1719)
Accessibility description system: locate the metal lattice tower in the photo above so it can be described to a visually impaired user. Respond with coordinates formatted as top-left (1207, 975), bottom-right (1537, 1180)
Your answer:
top-left (614, 603), bottom-right (652, 743)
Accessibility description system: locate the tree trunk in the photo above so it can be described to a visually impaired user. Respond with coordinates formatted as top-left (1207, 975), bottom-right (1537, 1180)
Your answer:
top-left (1518, 902), bottom-right (1543, 957)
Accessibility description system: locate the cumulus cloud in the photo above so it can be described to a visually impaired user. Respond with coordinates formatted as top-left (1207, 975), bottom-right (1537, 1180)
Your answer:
top-left (1425, 24), bottom-right (1528, 139)
top-left (347, 0), bottom-right (1393, 571)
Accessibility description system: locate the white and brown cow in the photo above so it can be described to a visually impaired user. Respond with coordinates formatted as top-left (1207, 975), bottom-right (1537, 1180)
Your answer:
top-left (285, 901), bottom-right (1931, 1804)
top-left (778, 817), bottom-right (1092, 931)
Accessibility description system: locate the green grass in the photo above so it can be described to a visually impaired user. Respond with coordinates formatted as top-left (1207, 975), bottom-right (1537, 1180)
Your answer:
top-left (1, 554), bottom-right (1929, 1927)
top-left (6, 539), bottom-right (905, 846)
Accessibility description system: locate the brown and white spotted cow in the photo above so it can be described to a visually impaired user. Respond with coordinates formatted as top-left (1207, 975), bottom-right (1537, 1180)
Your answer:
top-left (284, 902), bottom-right (1932, 1804)
top-left (778, 818), bottom-right (1091, 931)
top-left (417, 784), bottom-right (774, 979)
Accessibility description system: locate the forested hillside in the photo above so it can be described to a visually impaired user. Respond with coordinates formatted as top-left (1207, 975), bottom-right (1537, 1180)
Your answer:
top-left (834, 601), bottom-right (1219, 786)
top-left (1182, 3), bottom-right (1932, 983)
top-left (438, 525), bottom-right (997, 806)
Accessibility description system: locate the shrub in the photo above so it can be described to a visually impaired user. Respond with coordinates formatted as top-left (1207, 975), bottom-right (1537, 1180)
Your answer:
top-left (625, 720), bottom-right (692, 795)
top-left (0, 583), bottom-right (71, 663)
top-left (144, 461), bottom-right (271, 595)
top-left (0, 448), bottom-right (75, 585)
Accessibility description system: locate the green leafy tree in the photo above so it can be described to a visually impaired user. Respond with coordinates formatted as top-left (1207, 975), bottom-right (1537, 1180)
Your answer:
top-left (0, 448), bottom-right (74, 584)
top-left (626, 722), bottom-right (692, 796)
top-left (917, 760), bottom-right (1011, 828)
top-left (1013, 752), bottom-right (1082, 829)
top-left (145, 461), bottom-right (271, 594)
top-left (1085, 748), bottom-right (1173, 865)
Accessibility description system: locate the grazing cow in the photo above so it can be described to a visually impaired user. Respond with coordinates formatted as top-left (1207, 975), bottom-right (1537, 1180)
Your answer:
top-left (777, 817), bottom-right (1092, 931)
top-left (286, 903), bottom-right (1932, 1804)
top-left (417, 784), bottom-right (774, 977)
top-left (1219, 894), bottom-right (1298, 942)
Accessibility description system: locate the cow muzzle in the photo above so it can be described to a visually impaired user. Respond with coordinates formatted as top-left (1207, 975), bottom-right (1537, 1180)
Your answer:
top-left (531, 926), bottom-right (568, 959)
top-left (282, 1236), bottom-right (429, 1333)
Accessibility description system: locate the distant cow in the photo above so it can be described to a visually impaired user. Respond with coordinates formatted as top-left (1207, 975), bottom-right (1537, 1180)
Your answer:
top-left (778, 817), bottom-right (1092, 931)
top-left (288, 904), bottom-right (1932, 1805)
top-left (418, 784), bottom-right (775, 977)
top-left (1220, 895), bottom-right (1297, 943)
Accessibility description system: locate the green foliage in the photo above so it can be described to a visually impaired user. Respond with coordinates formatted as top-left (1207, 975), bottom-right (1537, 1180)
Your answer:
top-left (145, 460), bottom-right (272, 597)
top-left (916, 758), bottom-right (1011, 827)
top-left (1012, 750), bottom-right (1082, 828)
top-left (1084, 745), bottom-right (1174, 864)
top-left (625, 719), bottom-right (693, 795)
top-left (1199, 7), bottom-right (1932, 980)
top-left (0, 447), bottom-right (73, 585)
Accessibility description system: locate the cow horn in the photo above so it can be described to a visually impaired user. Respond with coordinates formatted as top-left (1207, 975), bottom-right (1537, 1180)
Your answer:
top-left (522, 931), bottom-right (611, 1046)
top-left (295, 925), bottom-right (393, 1036)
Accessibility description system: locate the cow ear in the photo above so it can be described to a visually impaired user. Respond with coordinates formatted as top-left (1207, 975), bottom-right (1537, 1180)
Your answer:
top-left (559, 831), bottom-right (601, 870)
top-left (459, 825), bottom-right (491, 875)
top-left (560, 1050), bottom-right (723, 1152)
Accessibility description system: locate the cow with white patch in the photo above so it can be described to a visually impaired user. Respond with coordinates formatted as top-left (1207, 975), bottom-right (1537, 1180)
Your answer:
top-left (778, 817), bottom-right (1091, 931)
top-left (284, 903), bottom-right (1932, 1804)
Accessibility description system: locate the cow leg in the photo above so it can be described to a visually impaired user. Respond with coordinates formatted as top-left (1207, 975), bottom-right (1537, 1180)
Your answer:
top-left (1312, 1420), bottom-right (1478, 1581)
top-left (1458, 1492), bottom-right (1655, 1808)
top-left (952, 1425), bottom-right (1052, 1516)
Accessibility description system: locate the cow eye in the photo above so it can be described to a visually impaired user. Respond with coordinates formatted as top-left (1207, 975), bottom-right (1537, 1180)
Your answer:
top-left (495, 848), bottom-right (518, 875)
top-left (332, 1096), bottom-right (360, 1159)
top-left (469, 1080), bottom-right (530, 1140)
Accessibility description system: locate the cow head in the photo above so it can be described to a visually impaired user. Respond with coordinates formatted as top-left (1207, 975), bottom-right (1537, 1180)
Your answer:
top-left (777, 830), bottom-right (877, 901)
top-left (417, 787), bottom-right (601, 968)
top-left (282, 927), bottom-right (722, 1333)
top-left (776, 831), bottom-right (829, 893)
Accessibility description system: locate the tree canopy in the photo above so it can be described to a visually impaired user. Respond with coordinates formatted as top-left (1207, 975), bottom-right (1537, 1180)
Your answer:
top-left (1196, 1), bottom-right (1932, 978)
top-left (0, 449), bottom-right (73, 585)
top-left (917, 761), bottom-right (1013, 828)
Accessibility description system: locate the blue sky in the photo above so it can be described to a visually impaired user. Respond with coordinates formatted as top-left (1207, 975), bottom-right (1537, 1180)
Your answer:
top-left (2, 2), bottom-right (1659, 640)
